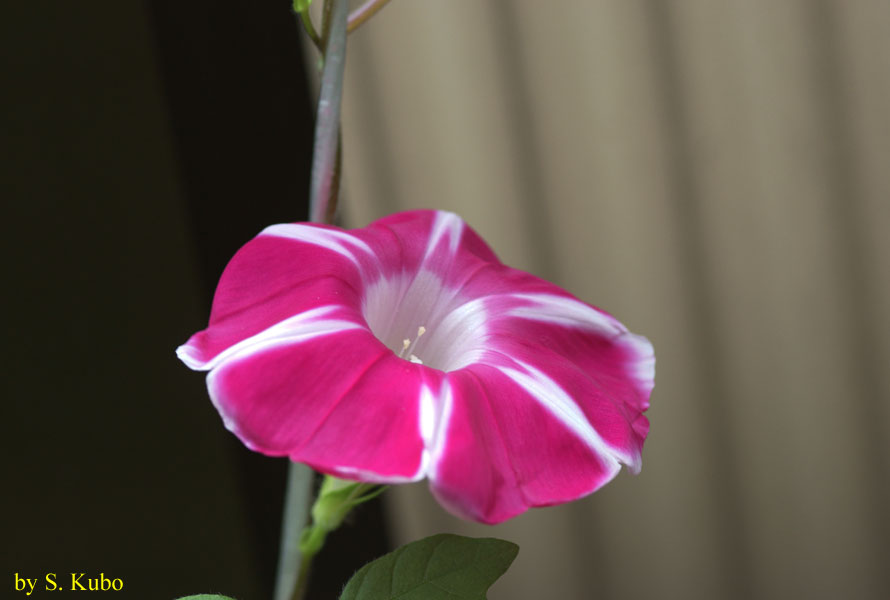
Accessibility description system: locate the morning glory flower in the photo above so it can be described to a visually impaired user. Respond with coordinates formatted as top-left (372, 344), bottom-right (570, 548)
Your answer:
top-left (177, 210), bottom-right (654, 524)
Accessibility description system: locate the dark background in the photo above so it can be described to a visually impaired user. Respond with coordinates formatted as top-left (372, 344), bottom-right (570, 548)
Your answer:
top-left (3, 1), bottom-right (387, 598)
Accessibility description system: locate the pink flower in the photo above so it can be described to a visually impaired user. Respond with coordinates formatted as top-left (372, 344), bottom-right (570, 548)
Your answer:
top-left (178, 210), bottom-right (654, 524)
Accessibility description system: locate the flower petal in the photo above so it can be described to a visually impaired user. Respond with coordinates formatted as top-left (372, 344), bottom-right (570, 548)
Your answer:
top-left (177, 226), bottom-right (369, 369)
top-left (430, 367), bottom-right (622, 524)
top-left (347, 210), bottom-right (504, 288)
top-left (424, 287), bottom-right (653, 523)
top-left (502, 292), bottom-right (655, 408)
top-left (207, 327), bottom-right (432, 481)
top-left (486, 295), bottom-right (654, 462)
top-left (486, 293), bottom-right (654, 463)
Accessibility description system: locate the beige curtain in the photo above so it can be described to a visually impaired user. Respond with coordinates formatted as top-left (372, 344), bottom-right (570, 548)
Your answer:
top-left (327, 1), bottom-right (890, 599)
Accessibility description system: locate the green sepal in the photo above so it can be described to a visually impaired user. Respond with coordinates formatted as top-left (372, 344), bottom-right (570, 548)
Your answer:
top-left (299, 475), bottom-right (387, 556)
top-left (339, 534), bottom-right (519, 600)
top-left (292, 0), bottom-right (313, 13)
top-left (311, 476), bottom-right (366, 530)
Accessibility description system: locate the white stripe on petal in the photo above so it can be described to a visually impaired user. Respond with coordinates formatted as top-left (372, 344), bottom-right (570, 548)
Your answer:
top-left (623, 333), bottom-right (656, 394)
top-left (497, 360), bottom-right (631, 469)
top-left (421, 380), bottom-right (454, 481)
top-left (415, 385), bottom-right (435, 481)
top-left (423, 211), bottom-right (464, 262)
top-left (261, 223), bottom-right (373, 266)
top-left (506, 292), bottom-right (655, 403)
top-left (330, 464), bottom-right (423, 484)
top-left (505, 293), bottom-right (623, 337)
top-left (419, 385), bottom-right (436, 446)
top-left (177, 305), bottom-right (363, 371)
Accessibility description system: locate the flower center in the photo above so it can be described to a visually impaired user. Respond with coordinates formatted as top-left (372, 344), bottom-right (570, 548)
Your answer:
top-left (361, 270), bottom-right (487, 372)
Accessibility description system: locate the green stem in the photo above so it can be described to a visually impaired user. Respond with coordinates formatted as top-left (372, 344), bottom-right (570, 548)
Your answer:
top-left (274, 2), bottom-right (349, 599)
top-left (325, 132), bottom-right (343, 223)
top-left (298, 9), bottom-right (322, 50)
top-left (274, 463), bottom-right (315, 600)
top-left (298, 0), bottom-right (392, 52)
top-left (290, 552), bottom-right (314, 600)
top-left (308, 0), bottom-right (349, 223)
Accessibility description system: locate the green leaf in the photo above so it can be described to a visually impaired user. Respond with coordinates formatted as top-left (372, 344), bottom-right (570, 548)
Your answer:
top-left (292, 0), bottom-right (312, 13)
top-left (339, 534), bottom-right (519, 600)
top-left (176, 595), bottom-right (237, 600)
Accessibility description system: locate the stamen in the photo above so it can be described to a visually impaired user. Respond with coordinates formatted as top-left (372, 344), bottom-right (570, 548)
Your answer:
top-left (399, 326), bottom-right (428, 363)
top-left (405, 326), bottom-right (426, 358)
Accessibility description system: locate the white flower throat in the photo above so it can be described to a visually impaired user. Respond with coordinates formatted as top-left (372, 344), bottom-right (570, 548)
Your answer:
top-left (362, 270), bottom-right (487, 372)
